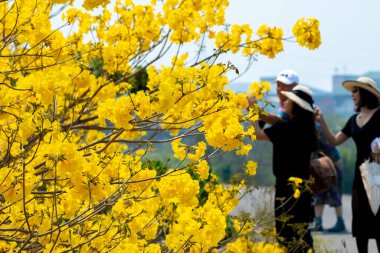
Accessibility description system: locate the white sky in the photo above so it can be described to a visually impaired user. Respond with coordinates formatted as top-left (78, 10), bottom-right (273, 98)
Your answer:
top-left (225, 0), bottom-right (380, 92)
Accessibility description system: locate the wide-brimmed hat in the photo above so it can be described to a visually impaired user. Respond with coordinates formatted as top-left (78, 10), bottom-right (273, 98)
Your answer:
top-left (276, 69), bottom-right (299, 85)
top-left (281, 85), bottom-right (314, 112)
top-left (342, 76), bottom-right (380, 98)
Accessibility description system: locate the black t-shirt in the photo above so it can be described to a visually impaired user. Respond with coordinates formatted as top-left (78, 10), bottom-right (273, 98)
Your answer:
top-left (342, 109), bottom-right (380, 182)
top-left (264, 119), bottom-right (317, 183)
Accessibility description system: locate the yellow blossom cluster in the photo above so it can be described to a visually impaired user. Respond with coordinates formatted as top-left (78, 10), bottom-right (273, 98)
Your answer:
top-left (245, 160), bottom-right (258, 176)
top-left (215, 24), bottom-right (253, 54)
top-left (0, 0), bottom-right (322, 251)
top-left (293, 18), bottom-right (322, 50)
top-left (171, 139), bottom-right (210, 179)
top-left (162, 0), bottom-right (229, 43)
top-left (247, 81), bottom-right (271, 100)
top-left (252, 24), bottom-right (284, 58)
top-left (226, 237), bottom-right (286, 253)
top-left (288, 177), bottom-right (304, 199)
top-left (165, 206), bottom-right (226, 252)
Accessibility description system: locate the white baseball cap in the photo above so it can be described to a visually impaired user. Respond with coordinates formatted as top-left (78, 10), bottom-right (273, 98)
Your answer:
top-left (276, 69), bottom-right (299, 85)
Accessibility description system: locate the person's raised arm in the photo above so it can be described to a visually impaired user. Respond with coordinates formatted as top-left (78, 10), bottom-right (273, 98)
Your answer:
top-left (247, 94), bottom-right (282, 125)
top-left (315, 107), bottom-right (348, 146)
top-left (260, 112), bottom-right (282, 125)
top-left (252, 119), bottom-right (269, 141)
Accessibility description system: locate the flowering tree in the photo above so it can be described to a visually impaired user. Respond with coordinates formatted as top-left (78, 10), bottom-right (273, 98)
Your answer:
top-left (0, 0), bottom-right (321, 252)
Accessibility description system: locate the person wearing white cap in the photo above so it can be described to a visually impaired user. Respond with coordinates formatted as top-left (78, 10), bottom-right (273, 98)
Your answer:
top-left (247, 69), bottom-right (299, 124)
top-left (258, 69), bottom-right (300, 124)
top-left (253, 85), bottom-right (318, 252)
top-left (315, 76), bottom-right (380, 253)
top-left (275, 69), bottom-right (300, 113)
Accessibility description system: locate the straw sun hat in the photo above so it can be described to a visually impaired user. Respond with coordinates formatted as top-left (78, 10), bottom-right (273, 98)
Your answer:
top-left (342, 76), bottom-right (380, 98)
top-left (280, 85), bottom-right (314, 112)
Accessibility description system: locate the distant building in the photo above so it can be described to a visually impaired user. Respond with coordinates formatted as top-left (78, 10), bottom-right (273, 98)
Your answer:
top-left (332, 74), bottom-right (359, 95)
top-left (260, 76), bottom-right (276, 84)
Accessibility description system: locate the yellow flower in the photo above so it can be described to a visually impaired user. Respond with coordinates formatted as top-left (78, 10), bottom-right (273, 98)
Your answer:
top-left (293, 188), bottom-right (301, 199)
top-left (236, 143), bottom-right (252, 156)
top-left (288, 177), bottom-right (302, 186)
top-left (288, 177), bottom-right (303, 187)
top-left (171, 139), bottom-right (187, 160)
top-left (288, 177), bottom-right (303, 199)
top-left (245, 160), bottom-right (257, 176)
top-left (195, 160), bottom-right (210, 180)
top-left (254, 25), bottom-right (284, 58)
top-left (188, 141), bottom-right (206, 162)
top-left (248, 81), bottom-right (271, 100)
top-left (293, 18), bottom-right (322, 50)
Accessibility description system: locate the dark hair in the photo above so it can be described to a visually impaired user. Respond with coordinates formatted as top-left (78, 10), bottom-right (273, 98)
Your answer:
top-left (356, 87), bottom-right (380, 112)
top-left (292, 103), bottom-right (318, 147)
